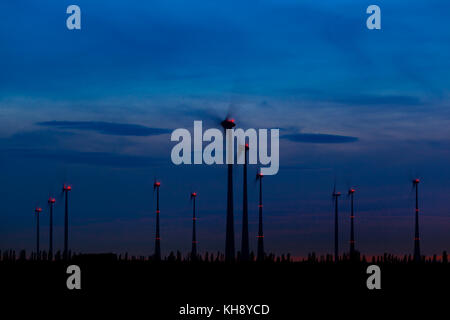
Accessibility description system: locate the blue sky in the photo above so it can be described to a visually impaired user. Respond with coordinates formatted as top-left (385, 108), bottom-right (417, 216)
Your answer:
top-left (0, 0), bottom-right (449, 257)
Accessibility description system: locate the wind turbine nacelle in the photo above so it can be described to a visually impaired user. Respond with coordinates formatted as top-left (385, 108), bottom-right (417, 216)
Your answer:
top-left (221, 118), bottom-right (236, 130)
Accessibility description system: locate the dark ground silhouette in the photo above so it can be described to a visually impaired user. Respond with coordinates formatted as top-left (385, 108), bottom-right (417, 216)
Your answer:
top-left (1, 248), bottom-right (448, 264)
top-left (1, 249), bottom-right (448, 317)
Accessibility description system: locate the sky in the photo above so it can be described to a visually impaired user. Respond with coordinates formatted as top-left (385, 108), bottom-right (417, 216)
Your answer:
top-left (0, 0), bottom-right (449, 258)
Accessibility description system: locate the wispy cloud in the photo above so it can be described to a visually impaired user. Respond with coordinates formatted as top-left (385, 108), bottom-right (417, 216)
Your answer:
top-left (37, 121), bottom-right (171, 137)
top-left (282, 133), bottom-right (358, 144)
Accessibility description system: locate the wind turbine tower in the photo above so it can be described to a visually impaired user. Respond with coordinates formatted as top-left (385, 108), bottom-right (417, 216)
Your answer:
top-left (48, 197), bottom-right (56, 260)
top-left (154, 181), bottom-right (161, 261)
top-left (62, 184), bottom-right (71, 260)
top-left (256, 171), bottom-right (265, 262)
top-left (35, 207), bottom-right (42, 259)
top-left (413, 179), bottom-right (421, 262)
top-left (332, 187), bottom-right (341, 262)
top-left (241, 143), bottom-right (250, 261)
top-left (348, 188), bottom-right (356, 260)
top-left (191, 192), bottom-right (198, 261)
top-left (221, 118), bottom-right (236, 262)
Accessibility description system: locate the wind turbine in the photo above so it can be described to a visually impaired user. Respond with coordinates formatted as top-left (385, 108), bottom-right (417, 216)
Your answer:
top-left (256, 170), bottom-right (265, 262)
top-left (412, 178), bottom-right (421, 262)
top-left (332, 185), bottom-right (341, 262)
top-left (35, 207), bottom-right (42, 259)
top-left (221, 117), bottom-right (236, 262)
top-left (48, 197), bottom-right (56, 260)
top-left (191, 192), bottom-right (198, 261)
top-left (348, 188), bottom-right (356, 260)
top-left (241, 143), bottom-right (250, 262)
top-left (154, 180), bottom-right (161, 261)
top-left (62, 184), bottom-right (72, 260)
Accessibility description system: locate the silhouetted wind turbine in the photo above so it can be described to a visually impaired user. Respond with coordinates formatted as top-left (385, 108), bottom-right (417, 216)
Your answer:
top-left (241, 143), bottom-right (250, 262)
top-left (48, 197), bottom-right (56, 260)
top-left (348, 188), bottom-right (356, 260)
top-left (256, 170), bottom-right (265, 262)
top-left (221, 117), bottom-right (236, 262)
top-left (62, 184), bottom-right (71, 260)
top-left (191, 192), bottom-right (198, 261)
top-left (332, 185), bottom-right (341, 262)
top-left (412, 178), bottom-right (421, 262)
top-left (35, 207), bottom-right (42, 259)
top-left (154, 180), bottom-right (161, 261)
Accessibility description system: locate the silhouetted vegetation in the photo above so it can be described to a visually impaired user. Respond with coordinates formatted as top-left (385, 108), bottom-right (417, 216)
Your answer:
top-left (1, 248), bottom-right (449, 264)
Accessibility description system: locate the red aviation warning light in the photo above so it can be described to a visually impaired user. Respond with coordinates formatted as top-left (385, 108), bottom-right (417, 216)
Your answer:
top-left (221, 118), bottom-right (236, 130)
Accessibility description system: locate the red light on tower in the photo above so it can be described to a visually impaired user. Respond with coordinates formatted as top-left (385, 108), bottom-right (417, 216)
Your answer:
top-left (221, 118), bottom-right (236, 130)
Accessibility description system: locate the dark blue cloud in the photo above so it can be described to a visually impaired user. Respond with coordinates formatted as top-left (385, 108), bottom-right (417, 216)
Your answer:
top-left (282, 133), bottom-right (358, 144)
top-left (37, 121), bottom-right (171, 136)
